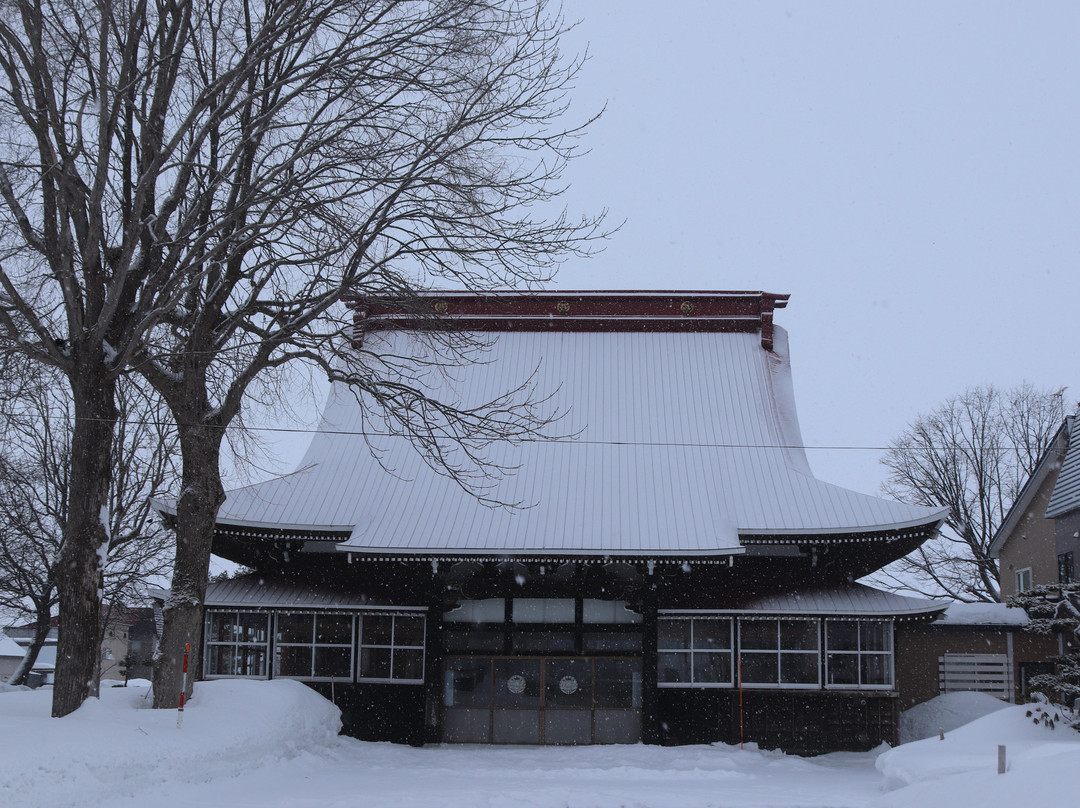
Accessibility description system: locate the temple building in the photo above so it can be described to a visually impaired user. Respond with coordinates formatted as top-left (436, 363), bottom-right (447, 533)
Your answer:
top-left (185, 292), bottom-right (948, 752)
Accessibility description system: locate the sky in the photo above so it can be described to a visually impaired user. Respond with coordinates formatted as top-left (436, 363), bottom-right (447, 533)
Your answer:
top-left (251, 1), bottom-right (1079, 499)
top-left (544, 0), bottom-right (1080, 492)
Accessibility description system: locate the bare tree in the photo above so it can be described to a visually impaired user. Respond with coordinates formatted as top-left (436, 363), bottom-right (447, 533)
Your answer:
top-left (0, 367), bottom-right (177, 685)
top-left (873, 384), bottom-right (1067, 602)
top-left (129, 0), bottom-right (604, 708)
top-left (0, 0), bottom-right (602, 713)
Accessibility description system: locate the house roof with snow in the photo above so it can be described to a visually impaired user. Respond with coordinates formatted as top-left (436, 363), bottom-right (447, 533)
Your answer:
top-left (187, 292), bottom-right (944, 562)
top-left (1046, 415), bottom-right (1080, 518)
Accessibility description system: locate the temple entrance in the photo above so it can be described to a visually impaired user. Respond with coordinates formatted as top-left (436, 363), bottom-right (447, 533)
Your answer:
top-left (442, 656), bottom-right (642, 744)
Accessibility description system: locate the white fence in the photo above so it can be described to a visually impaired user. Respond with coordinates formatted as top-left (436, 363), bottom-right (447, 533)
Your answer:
top-left (938, 653), bottom-right (1013, 701)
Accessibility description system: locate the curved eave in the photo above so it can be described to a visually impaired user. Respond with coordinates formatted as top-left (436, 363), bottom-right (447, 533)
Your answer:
top-left (738, 509), bottom-right (948, 538)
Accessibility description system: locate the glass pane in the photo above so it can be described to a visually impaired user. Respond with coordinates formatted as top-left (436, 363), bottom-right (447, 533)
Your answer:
top-left (693, 652), bottom-right (732, 684)
top-left (493, 659), bottom-right (541, 708)
top-left (237, 612), bottom-right (269, 643)
top-left (739, 653), bottom-right (778, 684)
top-left (779, 620), bottom-right (818, 651)
top-left (207, 612), bottom-right (236, 643)
top-left (393, 616), bottom-right (425, 647)
top-left (860, 621), bottom-right (891, 652)
top-left (359, 647), bottom-right (391, 679)
top-left (658, 652), bottom-right (691, 684)
top-left (780, 652), bottom-right (818, 684)
top-left (393, 648), bottom-right (424, 681)
top-left (316, 614), bottom-right (353, 645)
top-left (544, 710), bottom-right (592, 745)
top-left (492, 709), bottom-right (541, 743)
top-left (361, 615), bottom-right (393, 646)
top-left (545, 658), bottom-right (592, 708)
top-left (207, 645), bottom-right (235, 675)
top-left (236, 646), bottom-right (266, 676)
top-left (826, 653), bottom-right (858, 686)
top-left (443, 598), bottom-right (505, 624)
top-left (583, 600), bottom-right (642, 624)
top-left (658, 619), bottom-right (691, 650)
top-left (861, 654), bottom-right (892, 686)
top-left (739, 620), bottom-right (778, 650)
top-left (443, 708), bottom-right (490, 743)
top-left (276, 645), bottom-right (312, 677)
top-left (694, 619), bottom-right (732, 650)
top-left (512, 598), bottom-right (575, 623)
top-left (594, 659), bottom-right (641, 708)
top-left (277, 614), bottom-right (314, 644)
top-left (444, 659), bottom-right (492, 708)
top-left (314, 646), bottom-right (352, 679)
top-left (826, 621), bottom-right (858, 652)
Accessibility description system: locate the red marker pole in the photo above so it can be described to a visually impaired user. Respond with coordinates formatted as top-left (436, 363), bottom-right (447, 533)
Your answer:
top-left (177, 643), bottom-right (190, 729)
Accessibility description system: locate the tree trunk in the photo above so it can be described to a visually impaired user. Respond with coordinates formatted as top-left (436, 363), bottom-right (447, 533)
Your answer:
top-left (8, 601), bottom-right (54, 687)
top-left (52, 373), bottom-right (117, 716)
top-left (152, 423), bottom-right (225, 708)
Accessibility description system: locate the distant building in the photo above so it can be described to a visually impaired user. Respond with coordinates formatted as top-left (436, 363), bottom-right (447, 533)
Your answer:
top-left (991, 416), bottom-right (1078, 597)
top-left (164, 292), bottom-right (950, 752)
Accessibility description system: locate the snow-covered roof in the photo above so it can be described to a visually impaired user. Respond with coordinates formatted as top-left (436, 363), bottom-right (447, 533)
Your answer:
top-left (1046, 415), bottom-right (1080, 518)
top-left (0, 633), bottom-right (23, 659)
top-left (934, 602), bottom-right (1030, 626)
top-left (203, 295), bottom-right (942, 558)
top-left (662, 582), bottom-right (944, 617)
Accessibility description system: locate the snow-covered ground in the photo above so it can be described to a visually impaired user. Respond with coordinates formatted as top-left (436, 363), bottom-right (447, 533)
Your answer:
top-left (0, 680), bottom-right (1075, 808)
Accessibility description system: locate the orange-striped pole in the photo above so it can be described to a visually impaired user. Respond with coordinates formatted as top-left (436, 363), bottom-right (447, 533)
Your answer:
top-left (177, 643), bottom-right (190, 729)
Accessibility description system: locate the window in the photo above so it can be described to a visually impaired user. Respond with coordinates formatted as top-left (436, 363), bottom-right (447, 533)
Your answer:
top-left (657, 616), bottom-right (733, 687)
top-left (737, 618), bottom-right (819, 688)
top-left (357, 614), bottom-right (425, 683)
top-left (1059, 552), bottom-right (1074, 585)
top-left (204, 610), bottom-right (271, 678)
top-left (274, 613), bottom-right (353, 680)
top-left (824, 620), bottom-right (893, 688)
top-left (1016, 567), bottom-right (1033, 593)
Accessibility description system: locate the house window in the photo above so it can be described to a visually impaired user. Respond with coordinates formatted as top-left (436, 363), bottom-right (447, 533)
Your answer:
top-left (1059, 552), bottom-right (1074, 585)
top-left (204, 610), bottom-right (271, 678)
top-left (357, 614), bottom-right (425, 683)
top-left (657, 616), bottom-right (733, 687)
top-left (737, 618), bottom-right (819, 688)
top-left (274, 613), bottom-right (353, 681)
top-left (1016, 568), bottom-right (1033, 593)
top-left (824, 620), bottom-right (893, 688)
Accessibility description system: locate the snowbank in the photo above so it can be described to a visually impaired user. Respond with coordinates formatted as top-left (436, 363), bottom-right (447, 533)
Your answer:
top-left (0, 679), bottom-right (342, 808)
top-left (876, 703), bottom-right (1080, 807)
top-left (899, 691), bottom-right (1010, 743)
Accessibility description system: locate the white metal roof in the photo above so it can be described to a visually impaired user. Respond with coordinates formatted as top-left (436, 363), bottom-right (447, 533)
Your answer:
top-left (1046, 416), bottom-right (1080, 518)
top-left (212, 326), bottom-right (942, 556)
top-left (661, 583), bottom-right (944, 617)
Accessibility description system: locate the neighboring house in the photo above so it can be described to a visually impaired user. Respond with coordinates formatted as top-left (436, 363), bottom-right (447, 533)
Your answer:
top-left (0, 632), bottom-right (25, 682)
top-left (162, 291), bottom-right (950, 753)
top-left (991, 416), bottom-right (1078, 597)
top-left (5, 607), bottom-right (159, 684)
top-left (896, 603), bottom-right (1059, 708)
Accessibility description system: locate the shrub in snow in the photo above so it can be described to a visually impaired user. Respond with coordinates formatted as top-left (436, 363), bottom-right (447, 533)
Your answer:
top-left (1009, 581), bottom-right (1080, 728)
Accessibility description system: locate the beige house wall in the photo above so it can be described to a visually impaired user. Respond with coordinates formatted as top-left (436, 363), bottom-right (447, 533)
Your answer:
top-left (998, 465), bottom-right (1061, 597)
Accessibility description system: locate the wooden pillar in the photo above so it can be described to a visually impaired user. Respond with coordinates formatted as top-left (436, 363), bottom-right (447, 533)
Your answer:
top-left (640, 568), bottom-right (660, 744)
top-left (422, 561), bottom-right (445, 745)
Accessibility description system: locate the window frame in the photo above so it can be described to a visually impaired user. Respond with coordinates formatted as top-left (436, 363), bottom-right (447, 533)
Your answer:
top-left (657, 616), bottom-right (734, 689)
top-left (356, 612), bottom-right (427, 685)
top-left (203, 609), bottom-right (272, 680)
top-left (736, 617), bottom-right (821, 690)
top-left (273, 611), bottom-right (355, 682)
top-left (1059, 552), bottom-right (1074, 585)
top-left (823, 618), bottom-right (894, 690)
top-left (1016, 567), bottom-right (1033, 593)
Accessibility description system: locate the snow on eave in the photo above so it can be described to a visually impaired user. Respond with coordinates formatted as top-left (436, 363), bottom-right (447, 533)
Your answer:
top-left (738, 508), bottom-right (948, 537)
top-left (933, 601), bottom-right (1031, 626)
